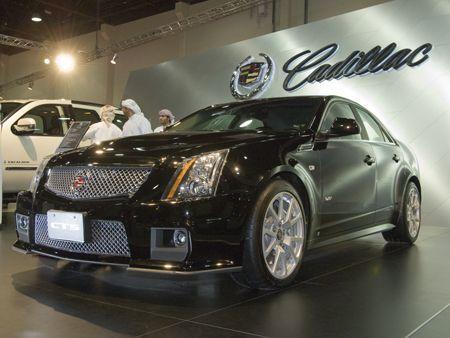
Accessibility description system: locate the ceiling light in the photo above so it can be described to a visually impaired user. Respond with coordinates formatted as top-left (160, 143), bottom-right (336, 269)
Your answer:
top-left (27, 82), bottom-right (33, 90)
top-left (55, 53), bottom-right (75, 73)
top-left (31, 13), bottom-right (42, 22)
top-left (43, 57), bottom-right (51, 65)
top-left (110, 53), bottom-right (117, 65)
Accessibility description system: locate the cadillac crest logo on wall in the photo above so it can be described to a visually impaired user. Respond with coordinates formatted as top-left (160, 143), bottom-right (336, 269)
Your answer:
top-left (230, 53), bottom-right (274, 100)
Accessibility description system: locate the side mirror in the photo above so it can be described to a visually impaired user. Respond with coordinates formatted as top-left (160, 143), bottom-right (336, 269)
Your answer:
top-left (327, 118), bottom-right (360, 138)
top-left (13, 118), bottom-right (36, 135)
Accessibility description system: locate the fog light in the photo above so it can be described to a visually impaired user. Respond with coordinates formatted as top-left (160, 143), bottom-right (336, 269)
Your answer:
top-left (15, 214), bottom-right (30, 243)
top-left (174, 230), bottom-right (187, 247)
top-left (150, 228), bottom-right (189, 261)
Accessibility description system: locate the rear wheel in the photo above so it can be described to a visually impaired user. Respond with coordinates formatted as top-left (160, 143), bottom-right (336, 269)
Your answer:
top-left (233, 179), bottom-right (307, 290)
top-left (382, 181), bottom-right (421, 244)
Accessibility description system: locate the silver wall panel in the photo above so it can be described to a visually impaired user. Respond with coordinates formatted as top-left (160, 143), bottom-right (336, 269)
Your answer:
top-left (124, 0), bottom-right (450, 226)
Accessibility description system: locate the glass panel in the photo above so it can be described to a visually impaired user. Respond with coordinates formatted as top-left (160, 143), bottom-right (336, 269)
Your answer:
top-left (356, 108), bottom-right (385, 142)
top-left (112, 114), bottom-right (128, 129)
top-left (15, 105), bottom-right (64, 136)
top-left (169, 99), bottom-right (321, 133)
top-left (0, 102), bottom-right (24, 122)
top-left (71, 108), bottom-right (100, 124)
top-left (321, 102), bottom-right (361, 140)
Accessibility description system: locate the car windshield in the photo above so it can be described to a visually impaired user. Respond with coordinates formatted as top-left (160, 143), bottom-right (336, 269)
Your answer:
top-left (0, 102), bottom-right (26, 122)
top-left (168, 99), bottom-right (321, 133)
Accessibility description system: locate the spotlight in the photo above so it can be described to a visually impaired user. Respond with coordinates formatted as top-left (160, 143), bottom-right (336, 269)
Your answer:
top-left (43, 57), bottom-right (51, 65)
top-left (27, 82), bottom-right (33, 91)
top-left (55, 53), bottom-right (75, 73)
top-left (31, 13), bottom-right (42, 22)
top-left (110, 53), bottom-right (117, 65)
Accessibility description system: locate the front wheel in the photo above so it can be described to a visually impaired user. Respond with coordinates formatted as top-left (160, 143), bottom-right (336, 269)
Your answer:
top-left (233, 179), bottom-right (307, 290)
top-left (382, 181), bottom-right (421, 244)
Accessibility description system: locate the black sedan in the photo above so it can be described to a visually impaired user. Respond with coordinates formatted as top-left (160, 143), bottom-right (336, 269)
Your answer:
top-left (13, 96), bottom-right (421, 289)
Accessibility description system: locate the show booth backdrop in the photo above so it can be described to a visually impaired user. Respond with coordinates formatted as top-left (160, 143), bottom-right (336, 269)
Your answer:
top-left (0, 123), bottom-right (2, 224)
top-left (124, 0), bottom-right (450, 227)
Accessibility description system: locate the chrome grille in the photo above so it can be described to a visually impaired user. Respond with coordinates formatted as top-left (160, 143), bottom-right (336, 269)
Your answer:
top-left (34, 214), bottom-right (130, 257)
top-left (45, 166), bottom-right (151, 200)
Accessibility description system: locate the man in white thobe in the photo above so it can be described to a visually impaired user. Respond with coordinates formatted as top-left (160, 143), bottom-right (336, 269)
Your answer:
top-left (154, 109), bottom-right (176, 133)
top-left (82, 105), bottom-right (122, 144)
top-left (121, 99), bottom-right (152, 137)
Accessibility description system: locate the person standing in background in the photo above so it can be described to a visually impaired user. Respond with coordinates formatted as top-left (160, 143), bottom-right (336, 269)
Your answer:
top-left (121, 99), bottom-right (152, 137)
top-left (154, 109), bottom-right (175, 133)
top-left (82, 105), bottom-right (122, 144)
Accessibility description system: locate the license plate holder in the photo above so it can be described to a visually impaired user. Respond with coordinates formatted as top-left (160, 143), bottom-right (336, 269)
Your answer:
top-left (47, 210), bottom-right (87, 243)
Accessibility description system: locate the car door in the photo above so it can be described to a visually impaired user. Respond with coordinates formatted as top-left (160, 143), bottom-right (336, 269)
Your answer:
top-left (3, 104), bottom-right (69, 193)
top-left (353, 106), bottom-right (400, 223)
top-left (315, 101), bottom-right (377, 237)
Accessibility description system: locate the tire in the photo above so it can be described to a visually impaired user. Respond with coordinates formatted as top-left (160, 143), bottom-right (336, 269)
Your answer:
top-left (382, 181), bottom-right (421, 244)
top-left (232, 179), bottom-right (307, 290)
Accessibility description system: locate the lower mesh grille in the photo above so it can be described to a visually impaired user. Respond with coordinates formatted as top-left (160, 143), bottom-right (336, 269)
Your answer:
top-left (34, 214), bottom-right (130, 257)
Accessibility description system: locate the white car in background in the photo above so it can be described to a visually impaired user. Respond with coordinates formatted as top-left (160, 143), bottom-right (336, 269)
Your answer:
top-left (0, 99), bottom-right (126, 197)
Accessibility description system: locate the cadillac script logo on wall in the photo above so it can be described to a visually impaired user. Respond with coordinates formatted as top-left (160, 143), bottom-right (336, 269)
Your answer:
top-left (230, 53), bottom-right (274, 100)
top-left (282, 42), bottom-right (433, 91)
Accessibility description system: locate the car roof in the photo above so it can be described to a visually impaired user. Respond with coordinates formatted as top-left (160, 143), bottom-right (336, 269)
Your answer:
top-left (0, 99), bottom-right (30, 104)
top-left (0, 99), bottom-right (121, 111)
top-left (209, 95), bottom-right (354, 109)
top-left (0, 99), bottom-right (108, 106)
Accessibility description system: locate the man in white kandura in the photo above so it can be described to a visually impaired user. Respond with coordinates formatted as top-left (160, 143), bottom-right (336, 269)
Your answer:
top-left (154, 109), bottom-right (176, 133)
top-left (82, 105), bottom-right (122, 144)
top-left (121, 99), bottom-right (152, 137)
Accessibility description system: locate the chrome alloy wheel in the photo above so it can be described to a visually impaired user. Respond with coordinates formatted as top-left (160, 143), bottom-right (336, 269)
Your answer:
top-left (261, 192), bottom-right (305, 280)
top-left (406, 186), bottom-right (421, 238)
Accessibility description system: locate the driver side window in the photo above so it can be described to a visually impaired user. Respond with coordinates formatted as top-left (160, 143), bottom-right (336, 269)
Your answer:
top-left (320, 102), bottom-right (361, 140)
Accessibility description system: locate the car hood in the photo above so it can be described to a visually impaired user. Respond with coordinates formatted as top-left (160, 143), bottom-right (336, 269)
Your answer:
top-left (49, 130), bottom-right (298, 167)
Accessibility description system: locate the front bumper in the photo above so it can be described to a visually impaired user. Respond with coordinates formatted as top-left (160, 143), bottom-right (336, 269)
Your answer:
top-left (13, 190), bottom-right (252, 274)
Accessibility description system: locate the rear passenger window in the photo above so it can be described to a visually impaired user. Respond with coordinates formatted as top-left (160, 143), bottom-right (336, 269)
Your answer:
top-left (71, 108), bottom-right (100, 124)
top-left (355, 108), bottom-right (385, 142)
top-left (113, 114), bottom-right (127, 129)
top-left (321, 102), bottom-right (361, 140)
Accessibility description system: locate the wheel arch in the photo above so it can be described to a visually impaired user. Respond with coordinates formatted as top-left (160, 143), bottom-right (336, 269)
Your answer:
top-left (409, 175), bottom-right (421, 197)
top-left (262, 165), bottom-right (319, 240)
top-left (394, 172), bottom-right (421, 223)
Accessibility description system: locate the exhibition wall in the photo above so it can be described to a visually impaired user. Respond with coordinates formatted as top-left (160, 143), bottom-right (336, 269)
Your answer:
top-left (0, 0), bottom-right (389, 105)
top-left (124, 0), bottom-right (450, 227)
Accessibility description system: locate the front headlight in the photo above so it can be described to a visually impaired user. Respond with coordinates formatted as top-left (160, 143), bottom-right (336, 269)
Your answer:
top-left (163, 149), bottom-right (229, 200)
top-left (29, 155), bottom-right (51, 194)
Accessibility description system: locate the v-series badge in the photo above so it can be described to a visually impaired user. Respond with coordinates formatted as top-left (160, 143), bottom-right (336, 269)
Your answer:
top-left (282, 42), bottom-right (432, 91)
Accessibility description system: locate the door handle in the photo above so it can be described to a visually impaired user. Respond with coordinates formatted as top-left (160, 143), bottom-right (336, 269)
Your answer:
top-left (392, 154), bottom-right (400, 163)
top-left (364, 155), bottom-right (376, 166)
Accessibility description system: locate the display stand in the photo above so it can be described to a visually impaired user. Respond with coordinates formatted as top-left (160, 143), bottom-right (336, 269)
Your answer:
top-left (56, 121), bottom-right (91, 153)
